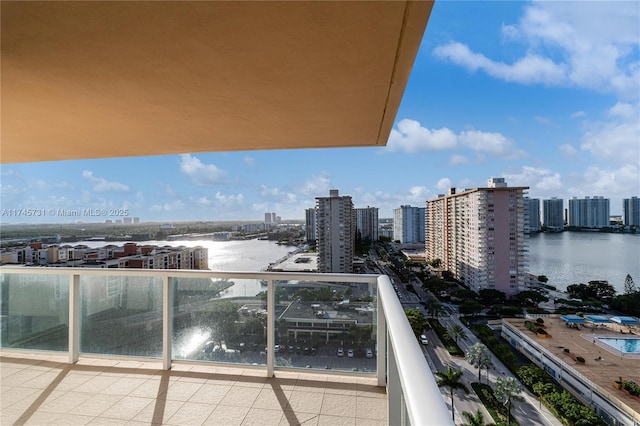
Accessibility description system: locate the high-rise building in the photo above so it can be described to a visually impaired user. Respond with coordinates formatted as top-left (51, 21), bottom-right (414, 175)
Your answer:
top-left (543, 197), bottom-right (564, 230)
top-left (623, 196), bottom-right (640, 227)
top-left (316, 189), bottom-right (354, 273)
top-left (355, 207), bottom-right (379, 243)
top-left (393, 205), bottom-right (425, 243)
top-left (305, 207), bottom-right (317, 244)
top-left (265, 213), bottom-right (272, 223)
top-left (568, 196), bottom-right (610, 228)
top-left (426, 178), bottom-right (528, 296)
top-left (524, 198), bottom-right (540, 233)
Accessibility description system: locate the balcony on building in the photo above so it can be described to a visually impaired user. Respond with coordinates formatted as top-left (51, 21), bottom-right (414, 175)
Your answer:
top-left (1, 1), bottom-right (451, 425)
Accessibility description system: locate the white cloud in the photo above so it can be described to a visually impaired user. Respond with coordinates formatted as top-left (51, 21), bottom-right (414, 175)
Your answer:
top-left (179, 154), bottom-right (226, 186)
top-left (215, 192), bottom-right (244, 206)
top-left (449, 154), bottom-right (469, 165)
top-left (298, 172), bottom-right (332, 196)
top-left (387, 119), bottom-right (526, 160)
top-left (433, 1), bottom-right (640, 99)
top-left (436, 178), bottom-right (452, 192)
top-left (581, 102), bottom-right (640, 165)
top-left (149, 200), bottom-right (186, 212)
top-left (567, 164), bottom-right (640, 199)
top-left (570, 111), bottom-right (585, 119)
top-left (559, 144), bottom-right (578, 158)
top-left (82, 170), bottom-right (129, 192)
top-left (502, 166), bottom-right (563, 196)
top-left (387, 119), bottom-right (457, 152)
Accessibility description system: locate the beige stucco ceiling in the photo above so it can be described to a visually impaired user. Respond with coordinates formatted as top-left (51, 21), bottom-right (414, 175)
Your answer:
top-left (1, 1), bottom-right (433, 164)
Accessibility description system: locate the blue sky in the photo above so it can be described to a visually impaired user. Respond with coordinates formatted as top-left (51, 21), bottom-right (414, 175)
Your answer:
top-left (2, 0), bottom-right (639, 224)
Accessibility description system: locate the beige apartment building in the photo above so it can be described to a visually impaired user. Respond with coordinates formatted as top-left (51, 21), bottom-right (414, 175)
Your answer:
top-left (426, 178), bottom-right (529, 297)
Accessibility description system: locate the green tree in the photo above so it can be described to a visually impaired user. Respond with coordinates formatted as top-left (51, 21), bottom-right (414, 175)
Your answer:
top-left (533, 382), bottom-right (555, 408)
top-left (461, 409), bottom-right (493, 426)
top-left (445, 323), bottom-right (468, 344)
top-left (428, 258), bottom-right (442, 268)
top-left (205, 301), bottom-right (240, 347)
top-left (494, 377), bottom-right (524, 426)
top-left (466, 342), bottom-right (493, 383)
top-left (479, 289), bottom-right (506, 305)
top-left (624, 274), bottom-right (636, 295)
top-left (537, 275), bottom-right (549, 284)
top-left (435, 366), bottom-right (469, 423)
top-left (459, 300), bottom-right (483, 317)
top-left (516, 290), bottom-right (549, 306)
top-left (425, 299), bottom-right (445, 318)
top-left (404, 308), bottom-right (426, 338)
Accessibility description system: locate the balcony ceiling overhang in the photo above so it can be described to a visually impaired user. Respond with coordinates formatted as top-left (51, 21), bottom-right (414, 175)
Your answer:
top-left (1, 1), bottom-right (433, 164)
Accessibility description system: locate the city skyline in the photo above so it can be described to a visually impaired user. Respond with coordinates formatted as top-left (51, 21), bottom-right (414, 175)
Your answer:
top-left (1, 1), bottom-right (638, 224)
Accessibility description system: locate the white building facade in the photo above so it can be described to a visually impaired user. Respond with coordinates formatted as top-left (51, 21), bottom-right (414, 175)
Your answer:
top-left (393, 205), bottom-right (425, 243)
top-left (568, 196), bottom-right (610, 228)
top-left (355, 207), bottom-right (379, 243)
top-left (623, 196), bottom-right (640, 227)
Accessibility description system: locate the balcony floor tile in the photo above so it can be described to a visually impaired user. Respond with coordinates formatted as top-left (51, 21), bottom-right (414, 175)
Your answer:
top-left (1, 351), bottom-right (387, 425)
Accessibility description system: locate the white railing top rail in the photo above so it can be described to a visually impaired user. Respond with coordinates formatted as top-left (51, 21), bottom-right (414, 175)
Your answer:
top-left (0, 266), bottom-right (379, 283)
top-left (378, 274), bottom-right (453, 426)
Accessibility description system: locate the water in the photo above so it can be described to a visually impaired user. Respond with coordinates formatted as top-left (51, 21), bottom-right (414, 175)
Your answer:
top-left (528, 232), bottom-right (640, 294)
top-left (75, 239), bottom-right (298, 297)
top-left (597, 337), bottom-right (640, 354)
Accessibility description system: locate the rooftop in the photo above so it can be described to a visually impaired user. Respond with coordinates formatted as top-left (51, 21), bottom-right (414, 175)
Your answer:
top-left (504, 317), bottom-right (640, 414)
top-left (1, 351), bottom-right (386, 426)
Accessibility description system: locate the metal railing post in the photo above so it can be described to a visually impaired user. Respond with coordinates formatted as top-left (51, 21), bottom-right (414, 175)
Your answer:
top-left (377, 278), bottom-right (386, 387)
top-left (68, 274), bottom-right (80, 363)
top-left (162, 275), bottom-right (172, 370)
top-left (267, 278), bottom-right (275, 377)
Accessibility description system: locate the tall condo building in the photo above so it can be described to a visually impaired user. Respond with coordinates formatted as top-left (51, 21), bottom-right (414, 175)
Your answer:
top-left (355, 207), bottom-right (379, 243)
top-left (426, 178), bottom-right (528, 296)
top-left (543, 197), bottom-right (564, 230)
top-left (623, 196), bottom-right (640, 227)
top-left (316, 189), bottom-right (354, 273)
top-left (305, 207), bottom-right (317, 244)
top-left (393, 205), bottom-right (426, 243)
top-left (524, 198), bottom-right (541, 233)
top-left (568, 196), bottom-right (610, 228)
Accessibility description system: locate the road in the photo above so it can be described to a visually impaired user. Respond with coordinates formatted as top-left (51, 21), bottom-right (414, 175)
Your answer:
top-left (370, 246), bottom-right (562, 425)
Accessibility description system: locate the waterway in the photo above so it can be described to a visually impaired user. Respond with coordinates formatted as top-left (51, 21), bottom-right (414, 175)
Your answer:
top-left (527, 232), bottom-right (640, 294)
top-left (78, 231), bottom-right (640, 297)
top-left (76, 239), bottom-right (298, 298)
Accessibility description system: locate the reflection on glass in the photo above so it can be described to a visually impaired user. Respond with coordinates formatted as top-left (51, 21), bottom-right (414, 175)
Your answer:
top-left (173, 277), bottom-right (266, 365)
top-left (80, 275), bottom-right (163, 357)
top-left (0, 273), bottom-right (69, 351)
top-left (273, 279), bottom-right (377, 373)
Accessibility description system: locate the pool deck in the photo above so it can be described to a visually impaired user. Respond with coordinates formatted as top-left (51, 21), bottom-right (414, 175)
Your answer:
top-left (505, 317), bottom-right (640, 414)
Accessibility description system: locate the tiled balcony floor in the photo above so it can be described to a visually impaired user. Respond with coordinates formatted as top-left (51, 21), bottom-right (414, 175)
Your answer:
top-left (0, 352), bottom-right (387, 426)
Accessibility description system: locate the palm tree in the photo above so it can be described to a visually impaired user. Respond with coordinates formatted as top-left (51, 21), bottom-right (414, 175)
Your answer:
top-left (466, 342), bottom-right (493, 383)
top-left (425, 299), bottom-right (445, 318)
top-left (445, 323), bottom-right (468, 344)
top-left (435, 366), bottom-right (469, 423)
top-left (494, 377), bottom-right (524, 425)
top-left (461, 409), bottom-right (493, 426)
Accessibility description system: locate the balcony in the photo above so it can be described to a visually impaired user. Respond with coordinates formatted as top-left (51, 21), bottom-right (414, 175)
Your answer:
top-left (0, 267), bottom-right (451, 425)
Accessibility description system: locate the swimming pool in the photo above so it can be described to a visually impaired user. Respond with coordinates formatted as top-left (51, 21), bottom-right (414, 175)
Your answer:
top-left (597, 337), bottom-right (640, 354)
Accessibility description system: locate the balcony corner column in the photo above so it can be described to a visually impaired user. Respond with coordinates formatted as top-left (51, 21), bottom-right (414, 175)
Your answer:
top-left (68, 274), bottom-right (80, 364)
top-left (376, 281), bottom-right (386, 387)
top-left (162, 275), bottom-right (172, 370)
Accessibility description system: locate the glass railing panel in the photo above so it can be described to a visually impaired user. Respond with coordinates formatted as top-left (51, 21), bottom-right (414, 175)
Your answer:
top-left (0, 273), bottom-right (69, 351)
top-left (173, 277), bottom-right (266, 365)
top-left (273, 279), bottom-right (377, 373)
top-left (79, 275), bottom-right (163, 357)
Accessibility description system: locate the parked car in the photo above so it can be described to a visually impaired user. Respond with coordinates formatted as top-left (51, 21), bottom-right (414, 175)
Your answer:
top-left (347, 348), bottom-right (354, 358)
top-left (420, 335), bottom-right (429, 345)
top-left (366, 348), bottom-right (373, 358)
top-left (337, 347), bottom-right (344, 357)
